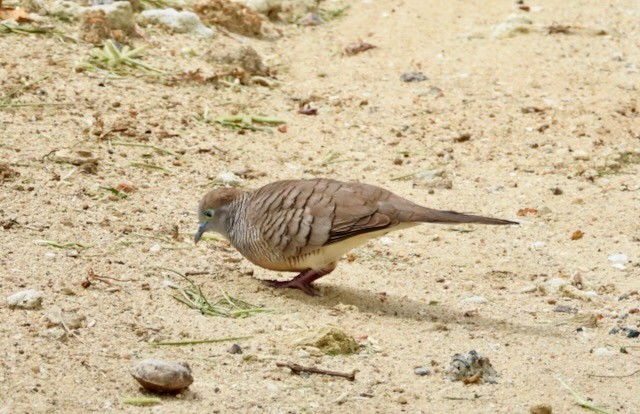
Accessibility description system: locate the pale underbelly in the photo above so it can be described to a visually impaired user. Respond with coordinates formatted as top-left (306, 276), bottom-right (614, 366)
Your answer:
top-left (250, 223), bottom-right (420, 272)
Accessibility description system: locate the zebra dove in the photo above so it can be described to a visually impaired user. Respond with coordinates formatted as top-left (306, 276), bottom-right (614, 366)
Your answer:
top-left (195, 178), bottom-right (516, 296)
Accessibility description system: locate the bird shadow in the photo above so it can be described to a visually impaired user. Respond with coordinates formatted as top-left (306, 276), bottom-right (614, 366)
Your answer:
top-left (275, 283), bottom-right (563, 339)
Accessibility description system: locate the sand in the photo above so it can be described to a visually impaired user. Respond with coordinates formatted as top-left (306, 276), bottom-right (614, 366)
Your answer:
top-left (1, 0), bottom-right (639, 412)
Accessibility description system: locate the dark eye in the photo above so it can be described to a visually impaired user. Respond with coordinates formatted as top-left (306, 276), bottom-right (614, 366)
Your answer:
top-left (204, 209), bottom-right (214, 218)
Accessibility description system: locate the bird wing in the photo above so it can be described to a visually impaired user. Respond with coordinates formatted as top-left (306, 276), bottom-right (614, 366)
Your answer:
top-left (247, 179), bottom-right (398, 257)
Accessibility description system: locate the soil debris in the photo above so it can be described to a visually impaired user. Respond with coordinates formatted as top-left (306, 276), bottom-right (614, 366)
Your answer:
top-left (293, 326), bottom-right (359, 355)
top-left (195, 0), bottom-right (265, 37)
top-left (0, 162), bottom-right (20, 182)
top-left (448, 350), bottom-right (498, 384)
top-left (344, 40), bottom-right (376, 56)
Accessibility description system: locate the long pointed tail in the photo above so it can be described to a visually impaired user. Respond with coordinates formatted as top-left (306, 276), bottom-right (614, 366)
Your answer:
top-left (417, 208), bottom-right (518, 225)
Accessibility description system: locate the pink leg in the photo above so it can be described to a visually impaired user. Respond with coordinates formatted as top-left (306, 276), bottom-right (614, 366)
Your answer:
top-left (264, 265), bottom-right (336, 296)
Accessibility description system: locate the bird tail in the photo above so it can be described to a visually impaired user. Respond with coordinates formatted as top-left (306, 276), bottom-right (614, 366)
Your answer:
top-left (416, 208), bottom-right (518, 225)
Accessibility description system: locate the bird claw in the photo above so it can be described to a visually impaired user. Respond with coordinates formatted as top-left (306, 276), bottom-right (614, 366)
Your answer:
top-left (263, 279), bottom-right (319, 296)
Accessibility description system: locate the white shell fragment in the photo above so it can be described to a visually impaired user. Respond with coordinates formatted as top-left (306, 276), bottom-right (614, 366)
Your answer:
top-left (131, 359), bottom-right (193, 393)
top-left (608, 253), bottom-right (628, 263)
top-left (6, 289), bottom-right (44, 309)
top-left (608, 253), bottom-right (629, 270)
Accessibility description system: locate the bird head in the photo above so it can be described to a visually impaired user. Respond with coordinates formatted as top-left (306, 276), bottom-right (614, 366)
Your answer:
top-left (195, 187), bottom-right (245, 244)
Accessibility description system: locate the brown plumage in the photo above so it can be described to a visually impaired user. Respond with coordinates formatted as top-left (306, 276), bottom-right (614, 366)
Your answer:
top-left (195, 178), bottom-right (517, 295)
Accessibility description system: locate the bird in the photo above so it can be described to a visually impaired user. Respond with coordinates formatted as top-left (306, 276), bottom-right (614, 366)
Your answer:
top-left (194, 178), bottom-right (516, 296)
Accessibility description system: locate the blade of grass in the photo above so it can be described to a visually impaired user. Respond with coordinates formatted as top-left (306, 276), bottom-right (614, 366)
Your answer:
top-left (34, 239), bottom-right (89, 249)
top-left (154, 267), bottom-right (273, 318)
top-left (1, 73), bottom-right (51, 104)
top-left (557, 377), bottom-right (612, 414)
top-left (0, 102), bottom-right (74, 108)
top-left (129, 162), bottom-right (170, 171)
top-left (99, 186), bottom-right (128, 199)
top-left (110, 141), bottom-right (181, 157)
top-left (121, 397), bottom-right (161, 406)
top-left (153, 336), bottom-right (252, 346)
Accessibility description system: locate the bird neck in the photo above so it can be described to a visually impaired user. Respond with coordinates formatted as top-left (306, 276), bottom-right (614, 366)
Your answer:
top-left (224, 192), bottom-right (250, 240)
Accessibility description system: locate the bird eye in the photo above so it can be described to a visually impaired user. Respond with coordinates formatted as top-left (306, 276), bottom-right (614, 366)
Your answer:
top-left (204, 209), bottom-right (214, 218)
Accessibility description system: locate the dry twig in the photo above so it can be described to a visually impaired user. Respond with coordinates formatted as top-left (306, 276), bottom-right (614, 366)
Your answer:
top-left (276, 362), bottom-right (356, 381)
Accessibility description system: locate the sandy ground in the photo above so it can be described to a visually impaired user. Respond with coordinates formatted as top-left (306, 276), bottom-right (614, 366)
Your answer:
top-left (1, 0), bottom-right (640, 412)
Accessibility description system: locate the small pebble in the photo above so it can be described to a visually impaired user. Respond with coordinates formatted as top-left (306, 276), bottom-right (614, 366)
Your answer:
top-left (379, 237), bottom-right (393, 246)
top-left (626, 329), bottom-right (640, 338)
top-left (610, 327), bottom-right (640, 338)
top-left (400, 72), bottom-right (428, 82)
top-left (296, 12), bottom-right (323, 26)
top-left (519, 284), bottom-right (537, 293)
top-left (227, 343), bottom-right (243, 354)
top-left (593, 347), bottom-right (615, 357)
top-left (550, 187), bottom-right (563, 195)
top-left (538, 278), bottom-right (568, 294)
top-left (131, 359), bottom-right (193, 393)
top-left (40, 328), bottom-right (67, 341)
top-left (414, 367), bottom-right (431, 376)
top-left (530, 404), bottom-right (552, 414)
top-left (554, 305), bottom-right (577, 314)
top-left (572, 150), bottom-right (590, 161)
top-left (217, 171), bottom-right (243, 187)
top-left (297, 350), bottom-right (311, 358)
top-left (6, 289), bottom-right (43, 309)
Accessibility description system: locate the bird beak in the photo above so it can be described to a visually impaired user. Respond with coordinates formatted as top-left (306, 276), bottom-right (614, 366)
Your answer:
top-left (194, 222), bottom-right (206, 244)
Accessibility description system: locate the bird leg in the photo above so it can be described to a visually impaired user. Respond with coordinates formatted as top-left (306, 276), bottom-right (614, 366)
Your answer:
top-left (264, 265), bottom-right (336, 296)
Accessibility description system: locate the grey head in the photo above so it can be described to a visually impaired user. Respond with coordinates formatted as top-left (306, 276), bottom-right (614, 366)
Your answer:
top-left (194, 187), bottom-right (245, 243)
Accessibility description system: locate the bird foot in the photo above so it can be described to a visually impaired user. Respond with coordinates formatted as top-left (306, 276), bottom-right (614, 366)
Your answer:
top-left (264, 278), bottom-right (319, 296)
top-left (263, 266), bottom-right (335, 297)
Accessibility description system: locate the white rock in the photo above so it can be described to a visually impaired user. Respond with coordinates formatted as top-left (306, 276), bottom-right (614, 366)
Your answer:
top-left (608, 253), bottom-right (628, 263)
top-left (139, 8), bottom-right (216, 37)
top-left (6, 289), bottom-right (43, 309)
top-left (297, 349), bottom-right (311, 358)
top-left (611, 263), bottom-right (626, 270)
top-left (162, 280), bottom-right (179, 288)
top-left (237, 0), bottom-right (319, 21)
top-left (149, 243), bottom-right (161, 253)
top-left (560, 284), bottom-right (596, 302)
top-left (378, 237), bottom-right (394, 246)
top-left (237, 0), bottom-right (272, 14)
top-left (572, 150), bottom-right (590, 161)
top-left (593, 347), bottom-right (616, 357)
top-left (462, 296), bottom-right (488, 304)
top-left (538, 278), bottom-right (568, 294)
top-left (44, 0), bottom-right (83, 20)
top-left (491, 14), bottom-right (535, 38)
top-left (519, 284), bottom-right (537, 294)
top-left (413, 169), bottom-right (445, 182)
top-left (81, 1), bottom-right (134, 32)
top-left (217, 171), bottom-right (243, 187)
top-left (531, 241), bottom-right (546, 249)
top-left (40, 328), bottom-right (67, 341)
